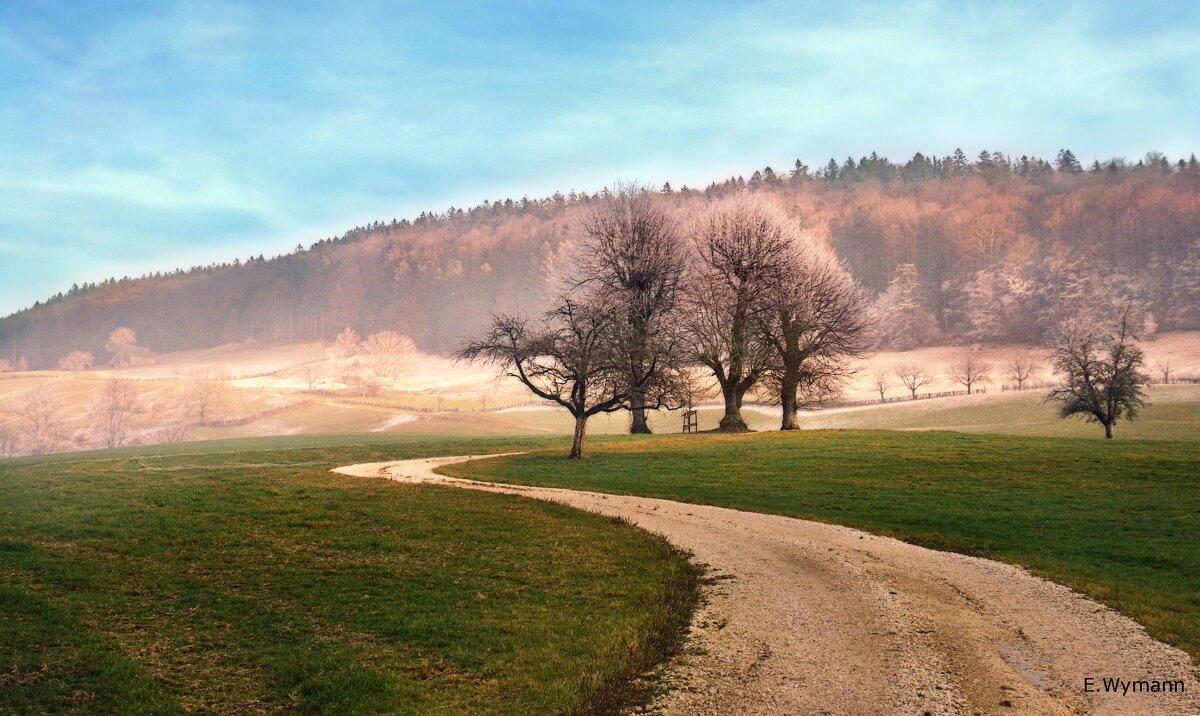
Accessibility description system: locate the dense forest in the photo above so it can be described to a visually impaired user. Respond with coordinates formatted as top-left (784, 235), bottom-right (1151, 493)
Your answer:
top-left (2, 148), bottom-right (1198, 369)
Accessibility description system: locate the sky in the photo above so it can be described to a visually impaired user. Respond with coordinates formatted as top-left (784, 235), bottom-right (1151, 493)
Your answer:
top-left (0, 0), bottom-right (1197, 316)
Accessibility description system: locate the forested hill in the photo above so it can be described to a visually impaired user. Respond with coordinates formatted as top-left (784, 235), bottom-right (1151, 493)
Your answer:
top-left (3, 149), bottom-right (1199, 369)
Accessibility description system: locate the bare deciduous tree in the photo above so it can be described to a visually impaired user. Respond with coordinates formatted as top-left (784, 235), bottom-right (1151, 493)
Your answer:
top-left (300, 363), bottom-right (324, 390)
top-left (872, 369), bottom-right (890, 400)
top-left (361, 331), bottom-right (415, 385)
top-left (684, 195), bottom-right (793, 431)
top-left (10, 385), bottom-right (67, 455)
top-left (329, 327), bottom-right (360, 360)
top-left (948, 351), bottom-right (991, 395)
top-left (0, 424), bottom-right (16, 457)
top-left (179, 368), bottom-right (228, 424)
top-left (572, 183), bottom-right (690, 433)
top-left (1154, 357), bottom-right (1173, 384)
top-left (91, 378), bottom-right (141, 448)
top-left (759, 238), bottom-right (873, 429)
top-left (105, 326), bottom-right (139, 368)
top-left (1045, 307), bottom-right (1150, 439)
top-left (457, 296), bottom-right (634, 458)
top-left (895, 365), bottom-right (934, 399)
top-left (1005, 352), bottom-right (1040, 390)
top-left (0, 359), bottom-right (12, 372)
top-left (56, 351), bottom-right (94, 373)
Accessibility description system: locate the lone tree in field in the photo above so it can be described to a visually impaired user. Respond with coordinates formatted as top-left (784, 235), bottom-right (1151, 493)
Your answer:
top-left (179, 368), bottom-right (228, 424)
top-left (10, 385), bottom-right (67, 455)
top-left (948, 352), bottom-right (991, 395)
top-left (105, 326), bottom-right (139, 368)
top-left (457, 296), bottom-right (635, 458)
top-left (571, 184), bottom-right (691, 434)
top-left (1005, 352), bottom-right (1039, 390)
top-left (1154, 357), bottom-right (1172, 384)
top-left (684, 195), bottom-right (792, 431)
top-left (1045, 308), bottom-right (1150, 439)
top-left (330, 327), bottom-right (360, 360)
top-left (872, 369), bottom-right (890, 400)
top-left (91, 378), bottom-right (141, 448)
top-left (362, 331), bottom-right (415, 385)
top-left (56, 350), bottom-right (95, 373)
top-left (895, 364), bottom-right (933, 399)
top-left (758, 235), bottom-right (873, 429)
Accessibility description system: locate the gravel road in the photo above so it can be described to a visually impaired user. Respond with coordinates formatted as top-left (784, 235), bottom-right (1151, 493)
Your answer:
top-left (333, 455), bottom-right (1200, 715)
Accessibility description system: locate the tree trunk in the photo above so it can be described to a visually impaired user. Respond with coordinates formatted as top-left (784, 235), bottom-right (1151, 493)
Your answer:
top-left (570, 414), bottom-right (588, 458)
top-left (780, 371), bottom-right (799, 430)
top-left (718, 382), bottom-right (749, 432)
top-left (628, 390), bottom-right (652, 434)
top-left (1104, 422), bottom-right (1114, 439)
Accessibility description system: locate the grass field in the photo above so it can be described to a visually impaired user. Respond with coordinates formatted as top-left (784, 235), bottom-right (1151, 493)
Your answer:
top-left (0, 435), bottom-right (698, 715)
top-left (441, 430), bottom-right (1200, 662)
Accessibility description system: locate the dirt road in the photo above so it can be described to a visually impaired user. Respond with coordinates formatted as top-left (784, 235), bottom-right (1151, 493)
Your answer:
top-left (333, 455), bottom-right (1200, 715)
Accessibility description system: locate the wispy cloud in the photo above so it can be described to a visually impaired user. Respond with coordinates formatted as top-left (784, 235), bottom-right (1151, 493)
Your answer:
top-left (0, 0), bottom-right (1196, 314)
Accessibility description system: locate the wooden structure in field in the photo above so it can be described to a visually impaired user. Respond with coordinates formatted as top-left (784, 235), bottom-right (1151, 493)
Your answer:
top-left (682, 406), bottom-right (699, 433)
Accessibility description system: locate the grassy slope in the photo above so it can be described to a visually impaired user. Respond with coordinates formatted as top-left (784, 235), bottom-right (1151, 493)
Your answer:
top-left (0, 436), bottom-right (698, 715)
top-left (790, 384), bottom-right (1200, 440)
top-left (442, 430), bottom-right (1200, 661)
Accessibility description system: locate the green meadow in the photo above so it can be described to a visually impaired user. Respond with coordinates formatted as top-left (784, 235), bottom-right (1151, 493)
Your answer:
top-left (0, 436), bottom-right (698, 715)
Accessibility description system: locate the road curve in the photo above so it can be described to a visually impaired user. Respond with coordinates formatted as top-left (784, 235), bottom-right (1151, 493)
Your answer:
top-left (333, 455), bottom-right (1200, 715)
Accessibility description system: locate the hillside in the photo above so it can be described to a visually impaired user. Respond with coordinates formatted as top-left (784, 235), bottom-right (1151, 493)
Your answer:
top-left (2, 150), bottom-right (1199, 369)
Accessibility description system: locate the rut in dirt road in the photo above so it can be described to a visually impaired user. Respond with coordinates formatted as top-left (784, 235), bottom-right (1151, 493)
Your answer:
top-left (333, 455), bottom-right (1200, 716)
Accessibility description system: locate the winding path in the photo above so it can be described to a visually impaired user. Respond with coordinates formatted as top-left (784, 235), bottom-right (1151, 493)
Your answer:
top-left (333, 455), bottom-right (1200, 715)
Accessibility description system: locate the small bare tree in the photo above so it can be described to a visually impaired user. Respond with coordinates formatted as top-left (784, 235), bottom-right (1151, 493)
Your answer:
top-left (179, 368), bottom-right (228, 424)
top-left (457, 296), bottom-right (634, 459)
top-left (872, 369), bottom-right (890, 400)
top-left (1045, 307), bottom-right (1150, 439)
top-left (300, 364), bottom-right (324, 390)
top-left (948, 352), bottom-right (991, 395)
top-left (1005, 352), bottom-right (1039, 390)
top-left (895, 365), bottom-right (933, 399)
top-left (10, 385), bottom-right (67, 455)
top-left (1154, 358), bottom-right (1172, 384)
top-left (91, 378), bottom-right (141, 448)
top-left (0, 359), bottom-right (13, 372)
top-left (684, 195), bottom-right (793, 431)
top-left (56, 351), bottom-right (95, 374)
top-left (105, 326), bottom-right (139, 368)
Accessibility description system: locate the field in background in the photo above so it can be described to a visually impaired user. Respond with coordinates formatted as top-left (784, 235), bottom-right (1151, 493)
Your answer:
top-left (442, 430), bottom-right (1200, 662)
top-left (2, 332), bottom-right (1198, 456)
top-left (0, 436), bottom-right (697, 714)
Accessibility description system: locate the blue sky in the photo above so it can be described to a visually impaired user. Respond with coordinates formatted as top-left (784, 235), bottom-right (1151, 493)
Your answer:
top-left (0, 0), bottom-right (1196, 315)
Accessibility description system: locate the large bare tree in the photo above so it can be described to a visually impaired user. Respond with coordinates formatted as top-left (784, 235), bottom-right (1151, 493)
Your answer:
top-left (571, 184), bottom-right (691, 433)
top-left (457, 296), bottom-right (636, 458)
top-left (758, 238), bottom-right (873, 429)
top-left (1045, 307), bottom-right (1150, 439)
top-left (684, 195), bottom-right (793, 431)
top-left (105, 326), bottom-right (139, 368)
top-left (10, 385), bottom-right (67, 455)
top-left (362, 330), bottom-right (415, 385)
top-left (91, 378), bottom-right (141, 448)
